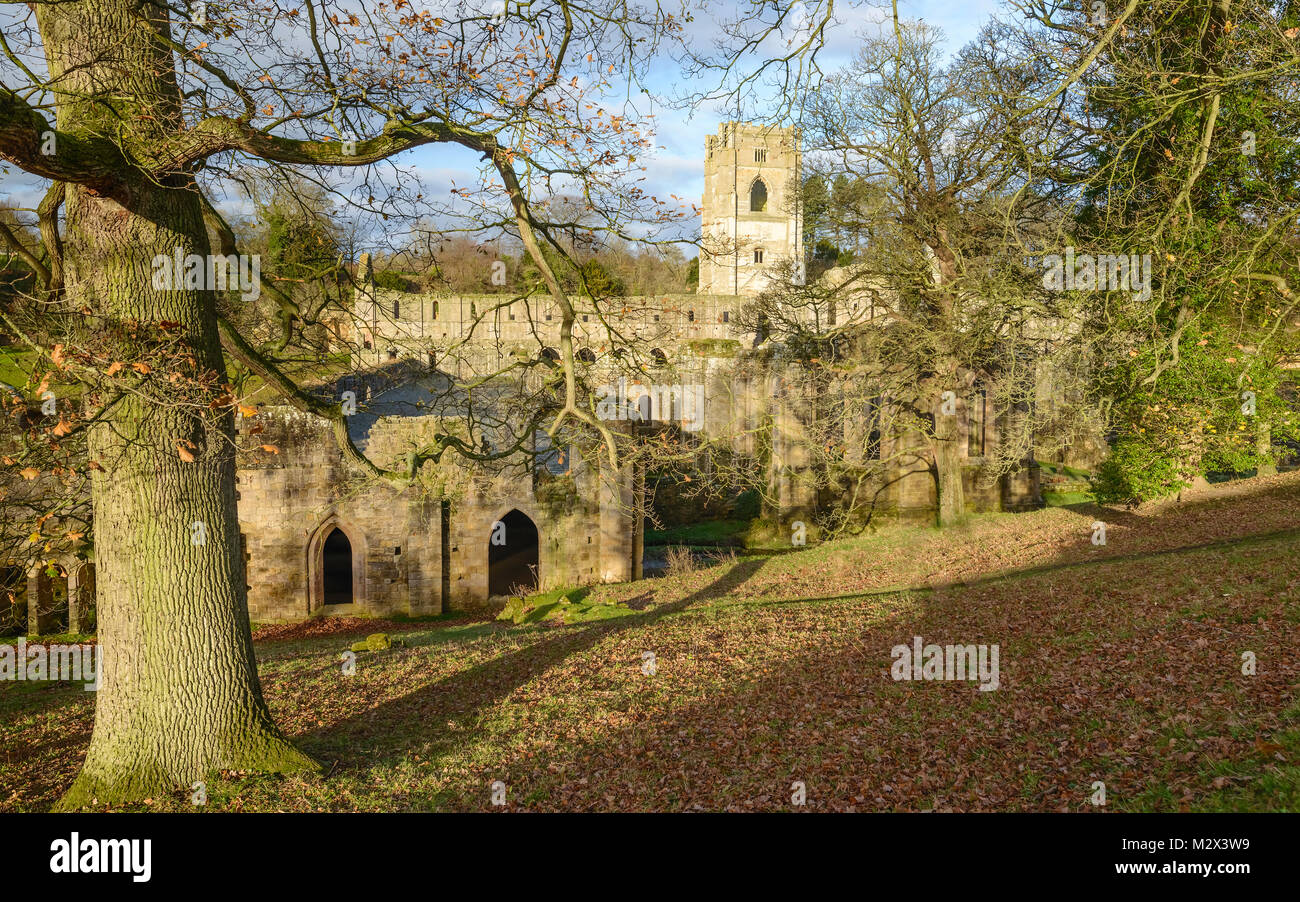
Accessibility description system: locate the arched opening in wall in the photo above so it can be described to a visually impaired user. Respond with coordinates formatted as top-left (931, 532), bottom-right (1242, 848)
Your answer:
top-left (488, 510), bottom-right (539, 597)
top-left (576, 347), bottom-right (597, 364)
top-left (322, 528), bottom-right (353, 605)
top-left (750, 179), bottom-right (768, 212)
top-left (650, 348), bottom-right (668, 366)
top-left (541, 346), bottom-right (560, 362)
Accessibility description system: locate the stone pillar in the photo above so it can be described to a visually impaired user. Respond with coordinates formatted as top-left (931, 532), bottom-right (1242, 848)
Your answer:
top-left (26, 567), bottom-right (54, 636)
top-left (598, 460), bottom-right (635, 585)
top-left (632, 463), bottom-right (645, 582)
top-left (67, 562), bottom-right (95, 635)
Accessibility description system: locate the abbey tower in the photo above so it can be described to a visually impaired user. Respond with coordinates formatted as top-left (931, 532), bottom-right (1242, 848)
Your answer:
top-left (698, 122), bottom-right (802, 296)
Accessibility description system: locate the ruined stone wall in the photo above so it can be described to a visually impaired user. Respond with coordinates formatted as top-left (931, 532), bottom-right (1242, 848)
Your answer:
top-left (724, 353), bottom-right (1066, 527)
top-left (234, 406), bottom-right (637, 622)
top-left (351, 289), bottom-right (751, 371)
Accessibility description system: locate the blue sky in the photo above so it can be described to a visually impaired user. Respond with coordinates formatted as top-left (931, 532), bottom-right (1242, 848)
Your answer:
top-left (388, 0), bottom-right (1001, 249)
top-left (0, 1), bottom-right (1001, 249)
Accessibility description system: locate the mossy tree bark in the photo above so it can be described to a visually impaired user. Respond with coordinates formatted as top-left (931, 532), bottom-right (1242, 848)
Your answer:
top-left (931, 425), bottom-right (966, 528)
top-left (57, 183), bottom-right (316, 809)
top-left (924, 352), bottom-right (966, 528)
top-left (1255, 422), bottom-right (1277, 478)
top-left (26, 0), bottom-right (315, 810)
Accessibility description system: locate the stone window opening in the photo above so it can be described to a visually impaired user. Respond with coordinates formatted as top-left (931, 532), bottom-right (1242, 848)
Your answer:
top-left (753, 248), bottom-right (764, 264)
top-left (749, 179), bottom-right (768, 212)
top-left (865, 395), bottom-right (883, 462)
top-left (968, 388), bottom-right (988, 457)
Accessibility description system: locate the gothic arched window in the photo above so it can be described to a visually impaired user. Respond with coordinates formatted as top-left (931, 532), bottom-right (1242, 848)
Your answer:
top-left (749, 179), bottom-right (768, 212)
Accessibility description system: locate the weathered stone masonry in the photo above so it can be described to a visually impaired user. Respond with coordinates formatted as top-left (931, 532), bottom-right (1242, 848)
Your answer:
top-left (234, 405), bottom-right (640, 622)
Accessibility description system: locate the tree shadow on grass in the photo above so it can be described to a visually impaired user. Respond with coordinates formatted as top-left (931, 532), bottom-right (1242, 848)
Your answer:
top-left (450, 534), bottom-right (1300, 812)
top-left (289, 472), bottom-right (1300, 788)
top-left (296, 557), bottom-right (770, 763)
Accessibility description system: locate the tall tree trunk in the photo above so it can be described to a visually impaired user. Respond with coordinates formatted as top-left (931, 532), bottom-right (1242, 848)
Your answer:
top-left (1256, 421), bottom-right (1277, 477)
top-left (41, 0), bottom-right (313, 809)
top-left (932, 425), bottom-right (966, 528)
top-left (929, 367), bottom-right (966, 528)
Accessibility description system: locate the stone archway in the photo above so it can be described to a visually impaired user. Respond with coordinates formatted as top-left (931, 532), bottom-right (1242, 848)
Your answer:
top-left (307, 516), bottom-right (367, 613)
top-left (487, 509), bottom-right (539, 597)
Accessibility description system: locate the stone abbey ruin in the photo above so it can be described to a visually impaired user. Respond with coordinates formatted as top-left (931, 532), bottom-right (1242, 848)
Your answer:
top-left (4, 122), bottom-right (1100, 631)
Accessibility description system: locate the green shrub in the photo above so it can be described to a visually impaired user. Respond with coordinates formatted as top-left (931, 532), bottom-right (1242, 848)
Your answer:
top-left (731, 488), bottom-right (761, 521)
top-left (373, 270), bottom-right (416, 292)
top-left (1095, 438), bottom-right (1188, 503)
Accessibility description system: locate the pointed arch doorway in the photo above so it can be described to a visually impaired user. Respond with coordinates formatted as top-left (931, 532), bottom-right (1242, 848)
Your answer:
top-left (488, 509), bottom-right (539, 596)
top-left (307, 516), bottom-right (367, 613)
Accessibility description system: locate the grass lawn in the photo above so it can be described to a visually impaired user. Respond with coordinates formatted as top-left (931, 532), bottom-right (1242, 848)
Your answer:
top-left (3, 472), bottom-right (1299, 812)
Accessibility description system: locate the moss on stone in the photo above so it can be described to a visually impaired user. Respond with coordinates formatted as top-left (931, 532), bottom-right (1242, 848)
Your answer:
top-left (349, 632), bottom-right (399, 652)
top-left (687, 338), bottom-right (742, 357)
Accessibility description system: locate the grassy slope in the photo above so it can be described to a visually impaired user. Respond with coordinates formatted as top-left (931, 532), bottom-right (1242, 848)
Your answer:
top-left (3, 473), bottom-right (1299, 812)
